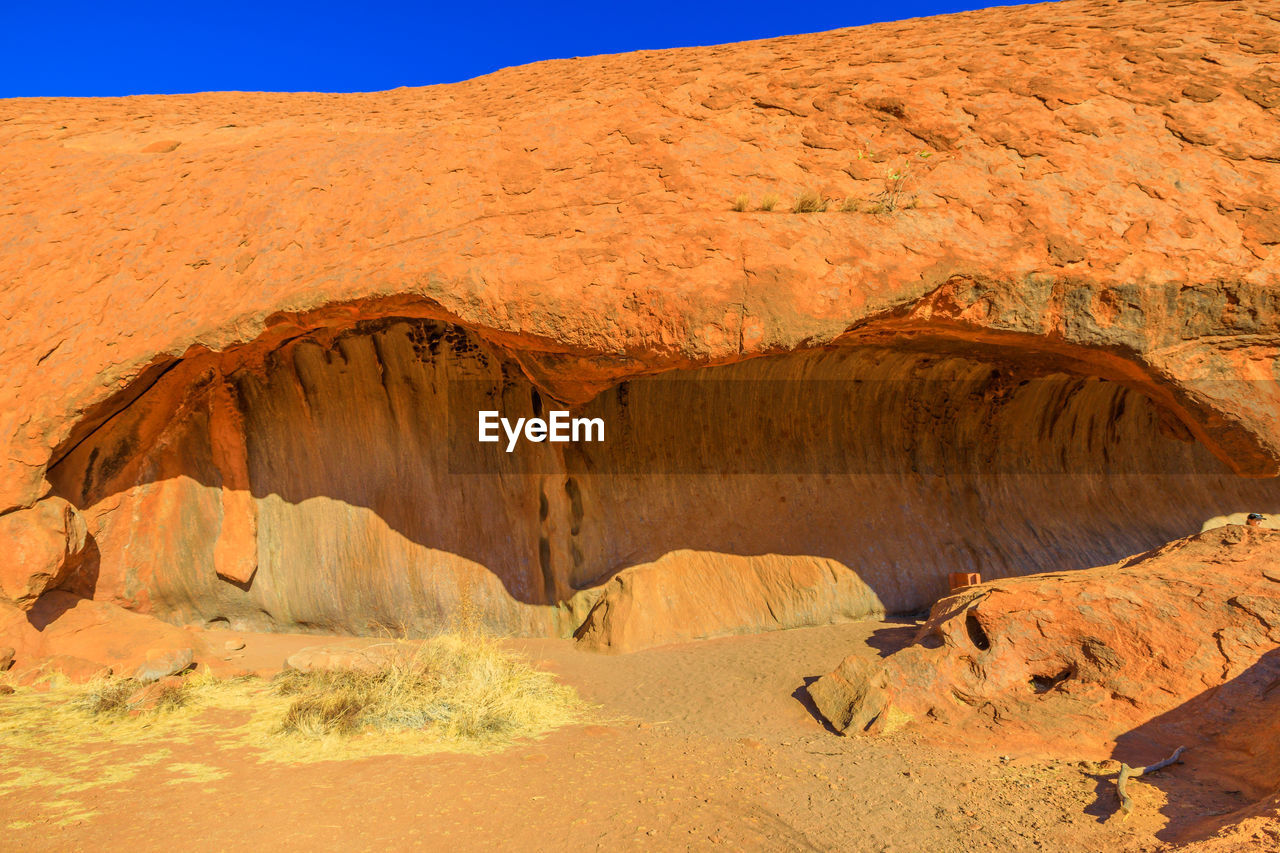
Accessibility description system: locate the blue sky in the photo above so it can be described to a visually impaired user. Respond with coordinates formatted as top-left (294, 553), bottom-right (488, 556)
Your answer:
top-left (1, 1), bottom-right (1046, 97)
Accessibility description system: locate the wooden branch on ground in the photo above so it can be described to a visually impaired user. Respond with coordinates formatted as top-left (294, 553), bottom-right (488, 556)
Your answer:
top-left (1117, 746), bottom-right (1187, 819)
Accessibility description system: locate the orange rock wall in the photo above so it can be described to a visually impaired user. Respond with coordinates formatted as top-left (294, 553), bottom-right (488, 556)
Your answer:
top-left (3, 0), bottom-right (1280, 638)
top-left (42, 318), bottom-right (1280, 637)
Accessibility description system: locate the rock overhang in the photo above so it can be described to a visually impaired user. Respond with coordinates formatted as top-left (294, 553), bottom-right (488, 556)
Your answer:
top-left (0, 0), bottom-right (1279, 637)
top-left (25, 310), bottom-right (1280, 639)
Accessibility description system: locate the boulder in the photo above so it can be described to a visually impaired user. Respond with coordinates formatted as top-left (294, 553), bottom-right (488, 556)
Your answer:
top-left (0, 646), bottom-right (13, 672)
top-left (807, 655), bottom-right (891, 735)
top-left (0, 592), bottom-right (200, 683)
top-left (810, 526), bottom-right (1280, 752)
top-left (18, 655), bottom-right (111, 686)
top-left (0, 498), bottom-right (88, 609)
top-left (133, 648), bottom-right (195, 683)
top-left (124, 675), bottom-right (189, 714)
top-left (573, 552), bottom-right (884, 653)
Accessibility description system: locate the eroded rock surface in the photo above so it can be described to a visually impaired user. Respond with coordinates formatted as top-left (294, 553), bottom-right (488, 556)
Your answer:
top-left (572, 552), bottom-right (884, 653)
top-left (0, 0), bottom-right (1277, 638)
top-left (133, 647), bottom-right (195, 683)
top-left (810, 527), bottom-right (1280, 780)
top-left (36, 323), bottom-right (1280, 637)
top-left (0, 497), bottom-right (89, 610)
top-left (0, 591), bottom-right (202, 680)
top-left (811, 525), bottom-right (1280, 838)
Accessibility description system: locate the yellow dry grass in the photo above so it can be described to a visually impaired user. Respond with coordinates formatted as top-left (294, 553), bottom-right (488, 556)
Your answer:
top-left (0, 631), bottom-right (587, 773)
top-left (791, 190), bottom-right (828, 213)
top-left (273, 632), bottom-right (582, 744)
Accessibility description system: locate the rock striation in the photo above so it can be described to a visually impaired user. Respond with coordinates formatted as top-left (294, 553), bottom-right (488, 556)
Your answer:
top-left (0, 0), bottom-right (1278, 640)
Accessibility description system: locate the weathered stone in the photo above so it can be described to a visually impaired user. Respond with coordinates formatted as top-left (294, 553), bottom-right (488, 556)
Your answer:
top-left (133, 648), bottom-right (195, 684)
top-left (573, 552), bottom-right (884, 653)
top-left (125, 675), bottom-right (188, 714)
top-left (0, 646), bottom-right (13, 672)
top-left (0, 0), bottom-right (1277, 641)
top-left (19, 655), bottom-right (111, 686)
top-left (811, 527), bottom-right (1280, 747)
top-left (0, 498), bottom-right (88, 610)
top-left (0, 592), bottom-right (198, 683)
top-left (807, 655), bottom-right (891, 735)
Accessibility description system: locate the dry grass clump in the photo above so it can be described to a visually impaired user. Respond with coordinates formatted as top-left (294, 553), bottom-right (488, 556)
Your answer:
top-left (74, 670), bottom-right (212, 718)
top-left (1, 628), bottom-right (584, 766)
top-left (271, 632), bottom-right (581, 744)
top-left (759, 193), bottom-right (779, 211)
top-left (0, 669), bottom-right (234, 756)
top-left (792, 190), bottom-right (828, 213)
top-left (76, 678), bottom-right (152, 717)
top-left (731, 193), bottom-right (750, 212)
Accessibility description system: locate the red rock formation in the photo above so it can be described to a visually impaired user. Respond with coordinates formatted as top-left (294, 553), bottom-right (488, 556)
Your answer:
top-left (809, 526), bottom-right (1280, 762)
top-left (573, 552), bottom-right (885, 653)
top-left (810, 524), bottom-right (1280, 838)
top-left (0, 591), bottom-right (201, 679)
top-left (0, 0), bottom-right (1277, 638)
top-left (0, 497), bottom-right (88, 610)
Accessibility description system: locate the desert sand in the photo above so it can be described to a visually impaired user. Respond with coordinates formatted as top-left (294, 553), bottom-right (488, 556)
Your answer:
top-left (6, 616), bottom-right (1267, 853)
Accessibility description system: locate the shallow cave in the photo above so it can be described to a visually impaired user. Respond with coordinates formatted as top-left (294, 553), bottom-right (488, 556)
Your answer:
top-left (45, 316), bottom-right (1280, 638)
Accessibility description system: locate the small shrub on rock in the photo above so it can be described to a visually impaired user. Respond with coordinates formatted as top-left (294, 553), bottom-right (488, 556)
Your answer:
top-left (792, 190), bottom-right (828, 213)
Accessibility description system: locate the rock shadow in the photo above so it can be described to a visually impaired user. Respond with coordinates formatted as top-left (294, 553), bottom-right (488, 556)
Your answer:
top-left (793, 676), bottom-right (844, 736)
top-left (1098, 647), bottom-right (1280, 843)
top-left (864, 621), bottom-right (921, 658)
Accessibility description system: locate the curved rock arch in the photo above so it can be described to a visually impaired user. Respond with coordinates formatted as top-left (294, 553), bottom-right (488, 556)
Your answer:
top-left (33, 292), bottom-right (1280, 641)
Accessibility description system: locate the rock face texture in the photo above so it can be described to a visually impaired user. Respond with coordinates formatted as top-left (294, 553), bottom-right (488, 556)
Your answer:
top-left (1, 0), bottom-right (1278, 639)
top-left (0, 591), bottom-right (199, 680)
top-left (809, 527), bottom-right (1280, 764)
top-left (572, 552), bottom-right (885, 653)
top-left (809, 526), bottom-right (1280, 823)
top-left (0, 497), bottom-right (89, 610)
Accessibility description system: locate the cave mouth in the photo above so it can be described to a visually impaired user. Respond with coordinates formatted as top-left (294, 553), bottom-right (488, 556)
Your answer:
top-left (45, 316), bottom-right (1280, 640)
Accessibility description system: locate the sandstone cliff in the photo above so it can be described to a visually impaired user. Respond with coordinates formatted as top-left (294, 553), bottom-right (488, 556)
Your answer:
top-left (0, 0), bottom-right (1277, 638)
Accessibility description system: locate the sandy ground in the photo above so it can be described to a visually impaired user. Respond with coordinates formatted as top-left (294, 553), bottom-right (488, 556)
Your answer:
top-left (0, 620), bottom-right (1251, 852)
